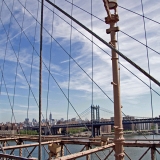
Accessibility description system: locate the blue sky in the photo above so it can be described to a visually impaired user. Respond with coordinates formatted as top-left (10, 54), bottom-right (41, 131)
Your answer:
top-left (0, 0), bottom-right (160, 123)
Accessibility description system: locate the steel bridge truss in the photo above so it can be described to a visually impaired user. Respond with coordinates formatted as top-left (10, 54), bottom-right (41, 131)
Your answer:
top-left (0, 136), bottom-right (160, 160)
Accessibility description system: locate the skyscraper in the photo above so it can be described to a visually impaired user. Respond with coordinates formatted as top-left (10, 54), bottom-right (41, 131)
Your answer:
top-left (49, 112), bottom-right (52, 123)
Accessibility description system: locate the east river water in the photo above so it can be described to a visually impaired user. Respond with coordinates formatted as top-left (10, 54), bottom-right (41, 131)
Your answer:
top-left (6, 134), bottom-right (160, 159)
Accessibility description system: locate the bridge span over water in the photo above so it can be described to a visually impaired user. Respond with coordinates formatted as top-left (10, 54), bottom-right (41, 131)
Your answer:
top-left (28, 118), bottom-right (160, 137)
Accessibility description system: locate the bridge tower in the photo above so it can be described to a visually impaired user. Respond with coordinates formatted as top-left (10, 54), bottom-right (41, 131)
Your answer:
top-left (91, 105), bottom-right (100, 122)
top-left (91, 105), bottom-right (100, 137)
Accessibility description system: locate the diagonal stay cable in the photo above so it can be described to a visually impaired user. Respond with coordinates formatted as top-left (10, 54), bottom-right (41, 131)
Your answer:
top-left (0, 0), bottom-right (15, 121)
top-left (3, 0), bottom-right (90, 132)
top-left (27, 0), bottom-right (40, 133)
top-left (141, 0), bottom-right (154, 138)
top-left (15, 0), bottom-right (115, 111)
top-left (0, 0), bottom-right (15, 95)
top-left (66, 2), bottom-right (157, 98)
top-left (45, 1), bottom-right (160, 97)
top-left (49, 1), bottom-right (159, 140)
top-left (12, 2), bottom-right (160, 102)
top-left (65, 0), bottom-right (160, 56)
top-left (36, 0), bottom-right (112, 59)
top-left (46, 0), bottom-right (54, 134)
top-left (66, 0), bottom-right (73, 136)
top-left (18, 0), bottom-right (160, 99)
top-left (91, 0), bottom-right (94, 137)
top-left (119, 30), bottom-right (160, 56)
top-left (75, 107), bottom-right (91, 119)
top-left (45, 0), bottom-right (160, 87)
top-left (5, 0), bottom-right (159, 130)
top-left (0, 67), bottom-right (16, 123)
top-left (2, 0), bottom-right (54, 135)
top-left (0, 13), bottom-right (39, 111)
top-left (11, 0), bottom-right (27, 123)
top-left (15, 0), bottom-right (114, 104)
top-left (3, 1), bottom-right (91, 133)
top-left (119, 5), bottom-right (160, 25)
top-left (49, 1), bottom-right (160, 96)
top-left (119, 63), bottom-right (160, 96)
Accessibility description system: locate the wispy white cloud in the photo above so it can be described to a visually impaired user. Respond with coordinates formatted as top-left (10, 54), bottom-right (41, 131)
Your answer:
top-left (0, 0), bottom-right (160, 122)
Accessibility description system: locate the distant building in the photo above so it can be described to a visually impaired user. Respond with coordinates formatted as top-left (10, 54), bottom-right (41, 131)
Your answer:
top-left (49, 112), bottom-right (52, 123)
top-left (24, 118), bottom-right (29, 125)
top-left (110, 116), bottom-right (135, 131)
top-left (61, 118), bottom-right (64, 121)
top-left (101, 118), bottom-right (111, 133)
top-left (135, 123), bottom-right (152, 131)
top-left (51, 119), bottom-right (57, 125)
top-left (123, 116), bottom-right (135, 131)
top-left (71, 118), bottom-right (76, 121)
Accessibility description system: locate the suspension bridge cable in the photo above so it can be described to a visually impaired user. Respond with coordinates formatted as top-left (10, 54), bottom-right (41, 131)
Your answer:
top-left (6, 0), bottom-right (160, 124)
top-left (39, 0), bottom-right (44, 158)
top-left (91, 0), bottom-right (94, 106)
top-left (46, 0), bottom-right (55, 129)
top-left (0, 11), bottom-right (53, 133)
top-left (75, 107), bottom-right (91, 119)
top-left (141, 0), bottom-right (154, 137)
top-left (27, 0), bottom-right (40, 133)
top-left (76, 107), bottom-right (91, 117)
top-left (65, 0), bottom-right (160, 56)
top-left (119, 63), bottom-right (160, 96)
top-left (46, 1), bottom-right (160, 97)
top-left (12, 0), bottom-right (27, 123)
top-left (0, 0), bottom-right (15, 120)
top-left (17, 0), bottom-right (160, 113)
top-left (38, 1), bottom-right (158, 141)
top-left (0, 0), bottom-right (14, 93)
top-left (119, 5), bottom-right (160, 25)
top-left (65, 0), bottom-right (103, 23)
top-left (0, 67), bottom-right (16, 123)
top-left (3, 0), bottom-right (90, 132)
top-left (59, 2), bottom-right (160, 97)
top-left (63, 1), bottom-right (160, 109)
top-left (99, 107), bottom-right (114, 114)
top-left (0, 0), bottom-right (4, 94)
top-left (4, 0), bottom-right (159, 136)
top-left (19, 0), bottom-right (114, 103)
top-left (46, 0), bottom-right (160, 87)
top-left (19, 0), bottom-right (160, 106)
top-left (91, 0), bottom-right (94, 138)
top-left (67, 0), bottom-right (73, 136)
top-left (1, 1), bottom-right (41, 122)
top-left (76, 110), bottom-right (91, 119)
top-left (16, 0), bottom-right (113, 120)
top-left (119, 30), bottom-right (160, 56)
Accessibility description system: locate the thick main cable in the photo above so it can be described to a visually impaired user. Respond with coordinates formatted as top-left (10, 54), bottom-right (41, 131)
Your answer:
top-left (65, 0), bottom-right (160, 56)
top-left (18, 0), bottom-right (160, 101)
top-left (46, 0), bottom-right (160, 87)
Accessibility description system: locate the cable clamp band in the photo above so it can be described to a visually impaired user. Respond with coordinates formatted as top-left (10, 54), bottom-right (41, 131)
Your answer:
top-left (111, 82), bottom-right (117, 86)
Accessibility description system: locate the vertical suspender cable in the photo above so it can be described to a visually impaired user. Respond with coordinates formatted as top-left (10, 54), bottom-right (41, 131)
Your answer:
top-left (67, 0), bottom-right (73, 137)
top-left (12, 0), bottom-right (27, 124)
top-left (27, 0), bottom-right (40, 134)
top-left (39, 0), bottom-right (44, 159)
top-left (0, 0), bottom-right (16, 123)
top-left (46, 0), bottom-right (55, 134)
top-left (45, 0), bottom-right (160, 87)
top-left (141, 0), bottom-right (154, 137)
top-left (91, 0), bottom-right (94, 138)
